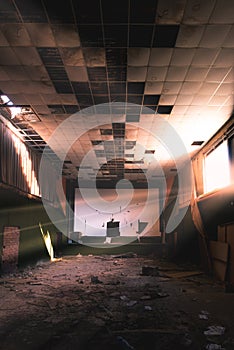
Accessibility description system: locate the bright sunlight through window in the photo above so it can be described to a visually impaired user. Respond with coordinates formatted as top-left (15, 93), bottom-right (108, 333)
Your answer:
top-left (204, 140), bottom-right (231, 193)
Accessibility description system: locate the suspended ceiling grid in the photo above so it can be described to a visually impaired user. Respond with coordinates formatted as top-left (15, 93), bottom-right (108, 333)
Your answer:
top-left (0, 0), bottom-right (233, 182)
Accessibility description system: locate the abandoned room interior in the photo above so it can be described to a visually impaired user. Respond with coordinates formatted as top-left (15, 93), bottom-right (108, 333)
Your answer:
top-left (0, 0), bottom-right (234, 349)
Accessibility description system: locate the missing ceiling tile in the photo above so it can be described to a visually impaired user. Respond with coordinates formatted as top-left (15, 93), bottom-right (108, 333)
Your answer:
top-left (191, 141), bottom-right (204, 146)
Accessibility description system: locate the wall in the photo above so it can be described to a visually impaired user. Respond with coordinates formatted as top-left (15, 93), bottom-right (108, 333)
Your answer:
top-left (0, 197), bottom-right (67, 271)
top-left (164, 116), bottom-right (234, 267)
top-left (198, 184), bottom-right (234, 240)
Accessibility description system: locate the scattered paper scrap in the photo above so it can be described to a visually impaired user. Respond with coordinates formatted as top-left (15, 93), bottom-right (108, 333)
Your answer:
top-left (204, 326), bottom-right (225, 336)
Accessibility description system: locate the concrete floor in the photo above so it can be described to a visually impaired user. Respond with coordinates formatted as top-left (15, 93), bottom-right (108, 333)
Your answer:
top-left (0, 254), bottom-right (234, 350)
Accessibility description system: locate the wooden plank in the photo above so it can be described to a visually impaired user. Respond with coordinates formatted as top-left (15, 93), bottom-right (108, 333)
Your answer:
top-left (210, 241), bottom-right (229, 263)
top-left (163, 270), bottom-right (203, 278)
top-left (217, 225), bottom-right (226, 242)
top-left (226, 225), bottom-right (234, 284)
top-left (209, 240), bottom-right (229, 282)
top-left (212, 260), bottom-right (227, 281)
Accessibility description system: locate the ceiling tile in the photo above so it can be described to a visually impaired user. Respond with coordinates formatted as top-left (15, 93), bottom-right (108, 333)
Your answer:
top-left (191, 48), bottom-right (220, 66)
top-left (206, 67), bottom-right (231, 82)
top-left (0, 47), bottom-right (20, 65)
top-left (128, 48), bottom-right (150, 66)
top-left (213, 48), bottom-right (234, 67)
top-left (146, 67), bottom-right (168, 81)
top-left (199, 25), bottom-right (231, 48)
top-left (145, 82), bottom-right (163, 94)
top-left (223, 25), bottom-right (234, 48)
top-left (198, 82), bottom-right (221, 95)
top-left (3, 66), bottom-right (29, 81)
top-left (41, 94), bottom-right (60, 104)
top-left (24, 93), bottom-right (44, 104)
top-left (0, 30), bottom-right (9, 46)
top-left (149, 48), bottom-right (173, 66)
top-left (186, 105), bottom-right (202, 114)
top-left (212, 83), bottom-right (233, 95)
top-left (25, 23), bottom-right (56, 47)
top-left (170, 48), bottom-right (195, 65)
top-left (175, 94), bottom-right (194, 105)
top-left (180, 82), bottom-right (202, 94)
top-left (52, 25), bottom-right (80, 47)
top-left (65, 66), bottom-right (88, 81)
top-left (59, 47), bottom-right (84, 66)
top-left (162, 82), bottom-right (182, 94)
top-left (156, 0), bottom-right (187, 24)
top-left (209, 0), bottom-right (234, 24)
top-left (83, 48), bottom-right (106, 67)
top-left (223, 68), bottom-right (233, 83)
top-left (185, 67), bottom-right (208, 81)
top-left (171, 105), bottom-right (188, 114)
top-left (5, 93), bottom-right (28, 105)
top-left (21, 81), bottom-right (56, 94)
top-left (0, 24), bottom-right (32, 46)
top-left (126, 115), bottom-right (140, 122)
top-left (159, 94), bottom-right (177, 105)
top-left (183, 0), bottom-right (216, 24)
top-left (59, 94), bottom-right (78, 104)
top-left (208, 94), bottom-right (230, 106)
top-left (165, 66), bottom-right (188, 81)
top-left (127, 67), bottom-right (147, 81)
top-left (191, 94), bottom-right (211, 105)
top-left (0, 67), bottom-right (9, 80)
top-left (14, 47), bottom-right (43, 65)
top-left (176, 24), bottom-right (205, 47)
top-left (23, 65), bottom-right (49, 81)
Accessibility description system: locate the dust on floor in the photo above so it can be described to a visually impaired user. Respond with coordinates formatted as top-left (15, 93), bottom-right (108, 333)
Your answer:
top-left (0, 254), bottom-right (234, 350)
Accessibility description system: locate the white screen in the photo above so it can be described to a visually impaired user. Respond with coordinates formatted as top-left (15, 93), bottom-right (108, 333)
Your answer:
top-left (74, 188), bottom-right (160, 236)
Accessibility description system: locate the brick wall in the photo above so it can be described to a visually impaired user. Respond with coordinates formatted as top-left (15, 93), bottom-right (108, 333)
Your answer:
top-left (1, 226), bottom-right (20, 273)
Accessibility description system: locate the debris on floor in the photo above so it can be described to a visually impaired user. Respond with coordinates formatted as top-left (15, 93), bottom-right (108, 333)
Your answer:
top-left (199, 310), bottom-right (210, 320)
top-left (206, 344), bottom-right (225, 350)
top-left (141, 266), bottom-right (160, 276)
top-left (0, 254), bottom-right (234, 349)
top-left (204, 326), bottom-right (226, 336)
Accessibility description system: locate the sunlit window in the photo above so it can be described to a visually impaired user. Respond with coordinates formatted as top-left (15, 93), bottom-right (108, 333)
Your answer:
top-left (0, 94), bottom-right (21, 119)
top-left (11, 129), bottom-right (40, 197)
top-left (203, 140), bottom-right (231, 193)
